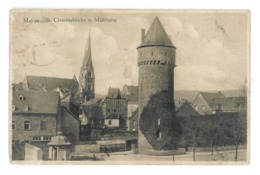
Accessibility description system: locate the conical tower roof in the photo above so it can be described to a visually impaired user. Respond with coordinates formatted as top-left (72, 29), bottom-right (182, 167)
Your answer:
top-left (82, 31), bottom-right (92, 68)
top-left (137, 17), bottom-right (175, 49)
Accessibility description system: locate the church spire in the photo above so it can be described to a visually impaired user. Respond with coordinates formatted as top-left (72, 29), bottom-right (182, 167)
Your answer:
top-left (82, 30), bottom-right (92, 68)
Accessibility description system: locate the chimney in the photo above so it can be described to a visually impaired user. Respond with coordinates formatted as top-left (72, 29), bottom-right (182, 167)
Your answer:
top-left (141, 29), bottom-right (145, 43)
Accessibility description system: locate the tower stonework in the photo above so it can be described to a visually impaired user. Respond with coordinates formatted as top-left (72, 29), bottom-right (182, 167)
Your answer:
top-left (137, 17), bottom-right (176, 152)
top-left (79, 32), bottom-right (95, 102)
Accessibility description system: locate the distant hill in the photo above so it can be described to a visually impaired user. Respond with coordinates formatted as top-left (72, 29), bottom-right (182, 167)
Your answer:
top-left (174, 90), bottom-right (199, 103)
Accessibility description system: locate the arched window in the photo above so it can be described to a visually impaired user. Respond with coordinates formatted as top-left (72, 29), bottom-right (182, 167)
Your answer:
top-left (19, 95), bottom-right (24, 101)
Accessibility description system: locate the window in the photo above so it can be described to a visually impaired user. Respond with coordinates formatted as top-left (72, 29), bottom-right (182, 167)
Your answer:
top-left (165, 52), bottom-right (167, 56)
top-left (108, 120), bottom-right (112, 125)
top-left (19, 95), bottom-right (24, 101)
top-left (12, 121), bottom-right (16, 130)
top-left (114, 109), bottom-right (116, 112)
top-left (24, 121), bottom-right (31, 130)
top-left (88, 71), bottom-right (92, 77)
top-left (88, 85), bottom-right (92, 90)
top-left (107, 109), bottom-right (110, 113)
top-left (156, 129), bottom-right (161, 140)
top-left (151, 51), bottom-right (154, 56)
top-left (12, 105), bottom-right (15, 111)
top-left (157, 118), bottom-right (161, 126)
top-left (40, 121), bottom-right (47, 130)
top-left (140, 52), bottom-right (142, 56)
top-left (133, 120), bottom-right (136, 126)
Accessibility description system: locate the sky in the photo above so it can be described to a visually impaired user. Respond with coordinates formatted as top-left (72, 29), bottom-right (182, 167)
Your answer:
top-left (10, 10), bottom-right (249, 95)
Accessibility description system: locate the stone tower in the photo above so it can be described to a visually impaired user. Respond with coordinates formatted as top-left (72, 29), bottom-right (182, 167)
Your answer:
top-left (137, 17), bottom-right (176, 152)
top-left (79, 31), bottom-right (95, 102)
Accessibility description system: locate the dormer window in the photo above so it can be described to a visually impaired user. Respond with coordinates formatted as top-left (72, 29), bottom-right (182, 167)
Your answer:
top-left (23, 105), bottom-right (28, 111)
top-left (19, 95), bottom-right (24, 101)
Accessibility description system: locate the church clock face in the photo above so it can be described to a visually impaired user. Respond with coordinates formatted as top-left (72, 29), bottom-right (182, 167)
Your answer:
top-left (25, 42), bottom-right (58, 66)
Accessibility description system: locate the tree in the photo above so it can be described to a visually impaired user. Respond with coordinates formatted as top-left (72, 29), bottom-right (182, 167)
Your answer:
top-left (200, 116), bottom-right (221, 155)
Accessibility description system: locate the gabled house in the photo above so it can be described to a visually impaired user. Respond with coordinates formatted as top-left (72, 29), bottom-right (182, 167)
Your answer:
top-left (176, 102), bottom-right (200, 118)
top-left (102, 87), bottom-right (127, 129)
top-left (192, 91), bottom-right (225, 115)
top-left (12, 90), bottom-right (80, 160)
top-left (121, 85), bottom-right (139, 119)
top-left (23, 75), bottom-right (80, 116)
top-left (104, 113), bottom-right (121, 128)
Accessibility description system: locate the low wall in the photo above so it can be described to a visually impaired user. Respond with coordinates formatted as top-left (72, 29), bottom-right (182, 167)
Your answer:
top-left (74, 144), bottom-right (100, 153)
top-left (24, 143), bottom-right (42, 160)
top-left (187, 145), bottom-right (247, 152)
top-left (139, 148), bottom-right (186, 156)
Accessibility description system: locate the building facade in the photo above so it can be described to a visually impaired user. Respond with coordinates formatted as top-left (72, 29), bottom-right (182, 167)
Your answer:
top-left (192, 92), bottom-right (225, 115)
top-left (102, 87), bottom-right (128, 128)
top-left (137, 17), bottom-right (176, 151)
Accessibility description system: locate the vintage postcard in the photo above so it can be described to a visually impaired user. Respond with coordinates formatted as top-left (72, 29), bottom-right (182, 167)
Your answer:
top-left (10, 9), bottom-right (250, 164)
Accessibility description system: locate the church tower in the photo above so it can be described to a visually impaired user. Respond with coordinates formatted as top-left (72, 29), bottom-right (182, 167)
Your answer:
top-left (79, 31), bottom-right (95, 102)
top-left (137, 17), bottom-right (176, 152)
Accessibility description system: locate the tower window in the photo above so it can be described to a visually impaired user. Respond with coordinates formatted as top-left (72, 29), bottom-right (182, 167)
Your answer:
top-left (156, 129), bottom-right (161, 140)
top-left (88, 85), bottom-right (92, 90)
top-left (88, 71), bottom-right (92, 77)
top-left (157, 118), bottom-right (161, 125)
top-left (19, 95), bottom-right (24, 101)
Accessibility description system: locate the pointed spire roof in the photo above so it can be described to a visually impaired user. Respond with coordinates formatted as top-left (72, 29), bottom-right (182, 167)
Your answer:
top-left (137, 17), bottom-right (175, 49)
top-left (82, 30), bottom-right (93, 68)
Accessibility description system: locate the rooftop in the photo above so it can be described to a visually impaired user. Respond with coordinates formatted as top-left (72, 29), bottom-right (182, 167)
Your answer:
top-left (25, 75), bottom-right (79, 95)
top-left (137, 17), bottom-right (175, 49)
top-left (12, 90), bottom-right (60, 114)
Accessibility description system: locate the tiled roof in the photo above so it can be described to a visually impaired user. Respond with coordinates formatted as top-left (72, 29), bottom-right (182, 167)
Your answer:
top-left (48, 132), bottom-right (71, 146)
top-left (26, 75), bottom-right (79, 95)
top-left (81, 98), bottom-right (102, 106)
top-left (12, 90), bottom-right (59, 114)
top-left (198, 92), bottom-right (225, 108)
top-left (212, 97), bottom-right (247, 112)
top-left (176, 102), bottom-right (200, 117)
top-left (107, 87), bottom-right (121, 99)
top-left (137, 17), bottom-right (175, 49)
top-left (105, 113), bottom-right (121, 120)
top-left (122, 85), bottom-right (139, 102)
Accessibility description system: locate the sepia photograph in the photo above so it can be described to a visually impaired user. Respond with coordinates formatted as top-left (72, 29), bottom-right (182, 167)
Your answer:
top-left (10, 9), bottom-right (250, 164)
